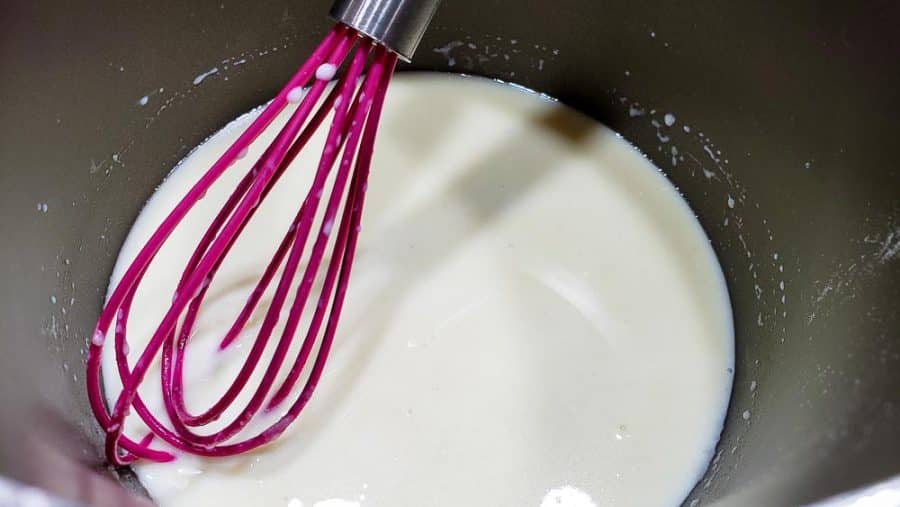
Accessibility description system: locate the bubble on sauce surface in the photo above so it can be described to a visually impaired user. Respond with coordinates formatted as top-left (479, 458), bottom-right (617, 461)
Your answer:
top-left (312, 499), bottom-right (359, 507)
top-left (540, 486), bottom-right (597, 507)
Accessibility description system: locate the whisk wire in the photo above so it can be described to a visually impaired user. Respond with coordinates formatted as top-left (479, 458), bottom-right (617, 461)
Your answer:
top-left (160, 40), bottom-right (372, 448)
top-left (85, 23), bottom-right (398, 465)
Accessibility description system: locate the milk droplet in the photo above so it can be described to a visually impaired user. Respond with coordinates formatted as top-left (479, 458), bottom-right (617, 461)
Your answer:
top-left (91, 330), bottom-right (106, 346)
top-left (287, 87), bottom-right (306, 103)
top-left (192, 67), bottom-right (219, 85)
top-left (664, 113), bottom-right (676, 127)
top-left (742, 410), bottom-right (751, 420)
top-left (316, 63), bottom-right (337, 81)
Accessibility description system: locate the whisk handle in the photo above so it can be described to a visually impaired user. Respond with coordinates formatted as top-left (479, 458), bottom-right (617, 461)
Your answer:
top-left (330, 0), bottom-right (441, 62)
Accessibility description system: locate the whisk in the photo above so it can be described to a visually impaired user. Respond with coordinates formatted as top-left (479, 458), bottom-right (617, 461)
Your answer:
top-left (85, 0), bottom-right (441, 465)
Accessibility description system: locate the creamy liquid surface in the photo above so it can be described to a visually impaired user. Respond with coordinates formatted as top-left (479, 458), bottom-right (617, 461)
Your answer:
top-left (102, 74), bottom-right (734, 507)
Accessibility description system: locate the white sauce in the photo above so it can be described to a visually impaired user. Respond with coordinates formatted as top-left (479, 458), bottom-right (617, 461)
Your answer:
top-left (103, 74), bottom-right (733, 507)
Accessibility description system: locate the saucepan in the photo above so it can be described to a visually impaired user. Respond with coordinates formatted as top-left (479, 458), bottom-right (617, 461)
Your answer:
top-left (0, 0), bottom-right (898, 505)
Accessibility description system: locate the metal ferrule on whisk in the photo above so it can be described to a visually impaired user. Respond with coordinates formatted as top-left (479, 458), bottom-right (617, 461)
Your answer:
top-left (330, 0), bottom-right (441, 62)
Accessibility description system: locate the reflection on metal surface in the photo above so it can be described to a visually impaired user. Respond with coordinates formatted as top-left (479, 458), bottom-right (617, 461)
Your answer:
top-left (811, 475), bottom-right (900, 507)
top-left (0, 476), bottom-right (82, 507)
top-left (330, 0), bottom-right (441, 61)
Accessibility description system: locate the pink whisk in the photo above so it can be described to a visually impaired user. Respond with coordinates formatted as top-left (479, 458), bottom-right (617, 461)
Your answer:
top-left (85, 0), bottom-right (440, 465)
